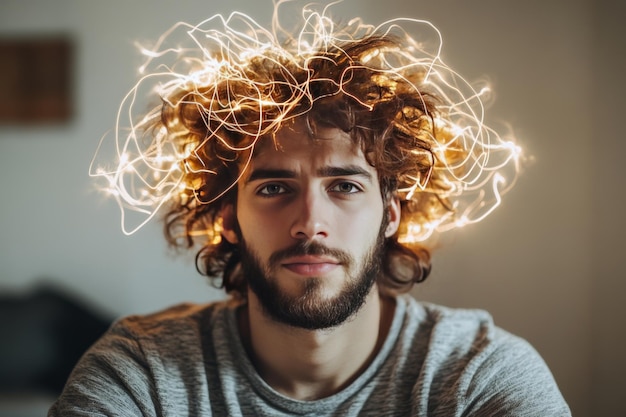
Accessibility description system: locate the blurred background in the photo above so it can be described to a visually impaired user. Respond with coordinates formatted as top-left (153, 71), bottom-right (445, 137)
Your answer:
top-left (0, 0), bottom-right (624, 416)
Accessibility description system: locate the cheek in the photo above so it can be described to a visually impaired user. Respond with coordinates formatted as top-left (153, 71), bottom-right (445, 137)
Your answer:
top-left (341, 205), bottom-right (384, 248)
top-left (237, 205), bottom-right (284, 246)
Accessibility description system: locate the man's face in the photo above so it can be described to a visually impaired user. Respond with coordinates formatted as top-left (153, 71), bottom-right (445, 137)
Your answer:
top-left (225, 121), bottom-right (399, 329)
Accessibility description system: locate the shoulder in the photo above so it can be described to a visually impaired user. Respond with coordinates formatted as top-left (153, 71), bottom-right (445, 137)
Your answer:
top-left (95, 298), bottom-right (241, 367)
top-left (111, 299), bottom-right (234, 339)
top-left (397, 297), bottom-right (571, 416)
top-left (400, 297), bottom-right (501, 353)
top-left (66, 299), bottom-right (235, 370)
top-left (64, 298), bottom-right (240, 386)
top-left (49, 299), bottom-right (239, 416)
top-left (402, 297), bottom-right (550, 378)
top-left (406, 298), bottom-right (494, 329)
top-left (402, 297), bottom-right (526, 352)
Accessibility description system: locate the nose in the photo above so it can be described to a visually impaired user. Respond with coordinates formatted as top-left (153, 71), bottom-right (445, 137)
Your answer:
top-left (290, 189), bottom-right (329, 240)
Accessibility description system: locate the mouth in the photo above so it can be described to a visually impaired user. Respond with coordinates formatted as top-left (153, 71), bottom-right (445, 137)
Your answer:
top-left (281, 256), bottom-right (341, 276)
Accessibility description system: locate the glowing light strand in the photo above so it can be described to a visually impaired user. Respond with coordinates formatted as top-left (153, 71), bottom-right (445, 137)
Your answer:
top-left (89, 1), bottom-right (521, 240)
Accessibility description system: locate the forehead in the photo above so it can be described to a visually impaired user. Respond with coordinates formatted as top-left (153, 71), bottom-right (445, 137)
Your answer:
top-left (250, 122), bottom-right (367, 167)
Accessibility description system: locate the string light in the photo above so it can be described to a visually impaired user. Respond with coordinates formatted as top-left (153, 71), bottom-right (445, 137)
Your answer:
top-left (89, 0), bottom-right (521, 240)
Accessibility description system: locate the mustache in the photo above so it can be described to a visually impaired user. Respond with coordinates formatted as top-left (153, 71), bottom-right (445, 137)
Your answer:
top-left (268, 240), bottom-right (353, 266)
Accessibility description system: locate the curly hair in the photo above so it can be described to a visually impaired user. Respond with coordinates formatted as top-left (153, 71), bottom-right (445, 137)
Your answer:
top-left (158, 34), bottom-right (465, 298)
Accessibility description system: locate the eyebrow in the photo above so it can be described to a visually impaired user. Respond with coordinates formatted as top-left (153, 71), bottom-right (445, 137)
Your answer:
top-left (245, 165), bottom-right (373, 183)
top-left (317, 165), bottom-right (372, 180)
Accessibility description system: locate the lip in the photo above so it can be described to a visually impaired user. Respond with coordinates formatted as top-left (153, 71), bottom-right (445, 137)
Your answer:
top-left (281, 256), bottom-right (340, 276)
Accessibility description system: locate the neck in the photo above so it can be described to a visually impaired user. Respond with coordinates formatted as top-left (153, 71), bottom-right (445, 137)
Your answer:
top-left (238, 286), bottom-right (395, 400)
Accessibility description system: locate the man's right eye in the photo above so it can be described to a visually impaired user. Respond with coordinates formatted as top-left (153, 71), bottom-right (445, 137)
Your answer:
top-left (258, 183), bottom-right (288, 196)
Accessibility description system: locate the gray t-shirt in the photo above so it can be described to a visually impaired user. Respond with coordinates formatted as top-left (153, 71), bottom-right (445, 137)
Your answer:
top-left (49, 295), bottom-right (571, 416)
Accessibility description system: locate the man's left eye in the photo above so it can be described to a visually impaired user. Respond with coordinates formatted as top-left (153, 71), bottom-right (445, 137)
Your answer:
top-left (330, 182), bottom-right (361, 193)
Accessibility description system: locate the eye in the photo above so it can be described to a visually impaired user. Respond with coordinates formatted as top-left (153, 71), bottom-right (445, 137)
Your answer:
top-left (330, 182), bottom-right (362, 194)
top-left (258, 183), bottom-right (288, 196)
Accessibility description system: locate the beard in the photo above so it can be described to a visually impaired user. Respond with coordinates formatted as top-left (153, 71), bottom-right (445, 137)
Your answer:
top-left (239, 226), bottom-right (386, 330)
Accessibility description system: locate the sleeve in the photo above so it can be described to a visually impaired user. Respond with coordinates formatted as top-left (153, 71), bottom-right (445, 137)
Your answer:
top-left (47, 318), bottom-right (160, 417)
top-left (461, 331), bottom-right (572, 417)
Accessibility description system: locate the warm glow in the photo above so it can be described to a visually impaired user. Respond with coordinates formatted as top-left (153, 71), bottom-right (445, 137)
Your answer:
top-left (89, 1), bottom-right (521, 239)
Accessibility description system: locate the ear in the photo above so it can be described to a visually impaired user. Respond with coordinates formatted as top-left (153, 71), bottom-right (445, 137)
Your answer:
top-left (384, 195), bottom-right (401, 238)
top-left (220, 204), bottom-right (239, 244)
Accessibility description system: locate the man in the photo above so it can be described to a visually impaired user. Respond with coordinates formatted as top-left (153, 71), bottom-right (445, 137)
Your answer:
top-left (51, 7), bottom-right (571, 416)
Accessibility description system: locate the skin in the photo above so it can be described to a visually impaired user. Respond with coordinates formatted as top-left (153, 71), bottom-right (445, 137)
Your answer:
top-left (221, 121), bottom-right (401, 400)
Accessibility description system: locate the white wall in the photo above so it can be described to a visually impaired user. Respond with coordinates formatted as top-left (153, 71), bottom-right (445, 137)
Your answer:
top-left (589, 1), bottom-right (626, 414)
top-left (2, 1), bottom-right (623, 415)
